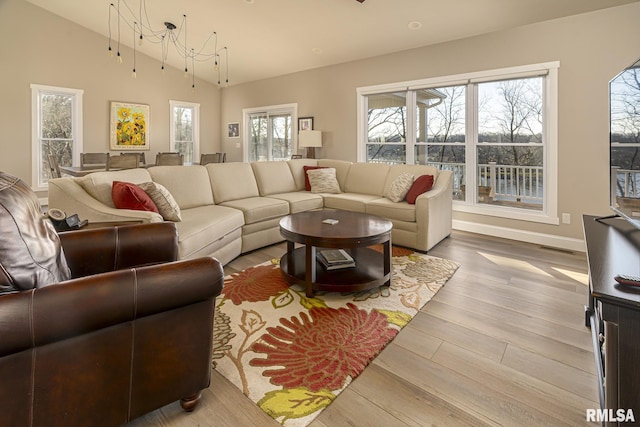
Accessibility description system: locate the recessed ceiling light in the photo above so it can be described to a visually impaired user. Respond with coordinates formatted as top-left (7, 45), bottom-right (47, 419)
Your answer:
top-left (244, 0), bottom-right (254, 4)
top-left (408, 21), bottom-right (422, 30)
top-left (311, 47), bottom-right (323, 55)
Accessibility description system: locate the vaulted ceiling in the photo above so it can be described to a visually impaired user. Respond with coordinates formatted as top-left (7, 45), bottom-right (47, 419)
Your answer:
top-left (26, 0), bottom-right (640, 86)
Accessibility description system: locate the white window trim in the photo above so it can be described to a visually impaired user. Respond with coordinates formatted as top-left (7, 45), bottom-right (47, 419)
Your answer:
top-left (30, 84), bottom-right (83, 191)
top-left (356, 61), bottom-right (559, 225)
top-left (242, 103), bottom-right (298, 162)
top-left (169, 100), bottom-right (200, 162)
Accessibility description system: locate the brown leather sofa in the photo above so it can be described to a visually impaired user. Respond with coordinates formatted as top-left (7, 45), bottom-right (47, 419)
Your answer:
top-left (0, 172), bottom-right (224, 426)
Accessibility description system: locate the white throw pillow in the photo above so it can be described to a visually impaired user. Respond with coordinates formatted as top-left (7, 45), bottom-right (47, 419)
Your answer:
top-left (306, 168), bottom-right (341, 194)
top-left (139, 181), bottom-right (182, 222)
top-left (384, 172), bottom-right (414, 202)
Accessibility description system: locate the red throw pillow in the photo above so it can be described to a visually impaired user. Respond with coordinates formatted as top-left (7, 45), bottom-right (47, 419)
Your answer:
top-left (303, 166), bottom-right (328, 191)
top-left (405, 175), bottom-right (434, 204)
top-left (112, 181), bottom-right (159, 213)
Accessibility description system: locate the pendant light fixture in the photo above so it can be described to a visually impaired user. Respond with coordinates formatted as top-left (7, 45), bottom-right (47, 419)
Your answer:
top-left (107, 0), bottom-right (230, 88)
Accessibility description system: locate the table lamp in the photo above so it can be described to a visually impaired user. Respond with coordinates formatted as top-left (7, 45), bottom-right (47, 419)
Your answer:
top-left (298, 130), bottom-right (322, 159)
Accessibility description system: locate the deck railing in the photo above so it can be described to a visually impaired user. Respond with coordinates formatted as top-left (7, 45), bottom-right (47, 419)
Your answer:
top-left (429, 162), bottom-right (544, 205)
top-left (367, 159), bottom-right (545, 206)
top-left (614, 168), bottom-right (640, 198)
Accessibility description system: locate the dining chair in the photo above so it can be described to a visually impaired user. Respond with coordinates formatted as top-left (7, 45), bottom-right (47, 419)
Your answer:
top-left (80, 152), bottom-right (109, 168)
top-left (156, 152), bottom-right (184, 165)
top-left (47, 154), bottom-right (62, 178)
top-left (107, 153), bottom-right (139, 170)
top-left (122, 152), bottom-right (146, 166)
top-left (199, 153), bottom-right (226, 165)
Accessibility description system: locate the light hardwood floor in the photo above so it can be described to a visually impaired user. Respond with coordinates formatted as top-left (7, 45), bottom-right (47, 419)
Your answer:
top-left (128, 230), bottom-right (597, 426)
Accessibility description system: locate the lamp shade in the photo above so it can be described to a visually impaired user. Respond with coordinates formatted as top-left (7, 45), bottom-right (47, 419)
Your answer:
top-left (298, 130), bottom-right (322, 148)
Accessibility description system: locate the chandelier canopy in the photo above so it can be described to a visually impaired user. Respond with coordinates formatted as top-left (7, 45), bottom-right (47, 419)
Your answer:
top-left (107, 0), bottom-right (229, 89)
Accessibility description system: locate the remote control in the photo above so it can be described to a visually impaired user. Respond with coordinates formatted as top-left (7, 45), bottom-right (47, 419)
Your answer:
top-left (614, 274), bottom-right (640, 287)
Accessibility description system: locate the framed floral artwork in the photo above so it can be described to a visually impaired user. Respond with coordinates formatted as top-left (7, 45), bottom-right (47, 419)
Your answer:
top-left (110, 102), bottom-right (150, 150)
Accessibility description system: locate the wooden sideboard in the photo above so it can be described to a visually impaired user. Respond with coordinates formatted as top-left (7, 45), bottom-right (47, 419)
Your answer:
top-left (583, 215), bottom-right (640, 422)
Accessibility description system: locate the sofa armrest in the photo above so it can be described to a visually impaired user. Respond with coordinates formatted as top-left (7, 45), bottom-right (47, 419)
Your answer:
top-left (59, 222), bottom-right (179, 278)
top-left (48, 177), bottom-right (164, 224)
top-left (415, 170), bottom-right (453, 251)
top-left (0, 256), bottom-right (223, 368)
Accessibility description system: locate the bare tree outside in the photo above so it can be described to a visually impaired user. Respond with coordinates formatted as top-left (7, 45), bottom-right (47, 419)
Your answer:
top-left (40, 93), bottom-right (73, 181)
top-left (478, 78), bottom-right (543, 167)
top-left (248, 112), bottom-right (292, 161)
top-left (610, 61), bottom-right (640, 198)
top-left (422, 86), bottom-right (466, 165)
top-left (173, 106), bottom-right (194, 162)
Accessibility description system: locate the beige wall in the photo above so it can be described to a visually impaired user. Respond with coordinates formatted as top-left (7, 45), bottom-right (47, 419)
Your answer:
top-left (2, 0), bottom-right (639, 245)
top-left (220, 3), bottom-right (640, 243)
top-left (0, 0), bottom-right (221, 194)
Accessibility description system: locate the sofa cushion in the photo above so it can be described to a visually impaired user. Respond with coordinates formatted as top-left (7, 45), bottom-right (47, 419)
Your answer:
top-left (344, 163), bottom-right (390, 196)
top-left (112, 181), bottom-right (159, 213)
top-left (406, 175), bottom-right (435, 204)
top-left (303, 166), bottom-right (328, 191)
top-left (322, 193), bottom-right (381, 213)
top-left (139, 182), bottom-right (182, 221)
top-left (384, 172), bottom-right (414, 202)
top-left (220, 197), bottom-right (289, 225)
top-left (366, 197), bottom-right (417, 222)
top-left (251, 161), bottom-right (297, 195)
top-left (385, 164), bottom-right (438, 192)
top-left (206, 163), bottom-right (260, 203)
top-left (287, 159), bottom-right (319, 190)
top-left (147, 165), bottom-right (214, 208)
top-left (317, 159), bottom-right (352, 190)
top-left (174, 205), bottom-right (244, 259)
top-left (307, 168), bottom-right (341, 194)
top-left (267, 192), bottom-right (324, 214)
top-left (0, 172), bottom-right (71, 294)
top-left (78, 169), bottom-right (153, 208)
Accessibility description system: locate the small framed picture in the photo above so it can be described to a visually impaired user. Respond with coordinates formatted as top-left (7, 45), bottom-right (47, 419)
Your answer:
top-left (298, 117), bottom-right (313, 132)
top-left (228, 122), bottom-right (240, 138)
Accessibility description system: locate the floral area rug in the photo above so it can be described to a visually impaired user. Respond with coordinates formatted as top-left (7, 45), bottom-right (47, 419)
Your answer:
top-left (212, 246), bottom-right (459, 426)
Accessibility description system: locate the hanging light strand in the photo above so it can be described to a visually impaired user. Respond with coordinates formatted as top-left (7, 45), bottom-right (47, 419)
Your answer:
top-left (107, 0), bottom-right (230, 87)
top-left (132, 21), bottom-right (137, 78)
top-left (116, 1), bottom-right (122, 63)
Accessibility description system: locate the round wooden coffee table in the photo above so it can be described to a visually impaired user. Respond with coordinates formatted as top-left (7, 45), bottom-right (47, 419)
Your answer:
top-left (279, 210), bottom-right (392, 297)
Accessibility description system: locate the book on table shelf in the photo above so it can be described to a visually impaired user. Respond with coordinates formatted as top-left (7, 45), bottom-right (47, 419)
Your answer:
top-left (317, 249), bottom-right (355, 270)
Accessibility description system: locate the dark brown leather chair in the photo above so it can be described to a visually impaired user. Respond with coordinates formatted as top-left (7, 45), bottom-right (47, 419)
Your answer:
top-left (0, 171), bottom-right (223, 426)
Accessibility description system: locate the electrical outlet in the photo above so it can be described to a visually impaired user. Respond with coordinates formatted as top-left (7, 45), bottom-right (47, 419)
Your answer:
top-left (562, 213), bottom-right (571, 224)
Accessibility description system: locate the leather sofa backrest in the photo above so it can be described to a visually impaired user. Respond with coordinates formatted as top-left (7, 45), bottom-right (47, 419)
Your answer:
top-left (0, 172), bottom-right (70, 295)
top-left (343, 162), bottom-right (390, 196)
top-left (206, 162), bottom-right (260, 203)
top-left (251, 161), bottom-right (298, 196)
top-left (78, 168), bottom-right (153, 208)
top-left (148, 165), bottom-right (214, 208)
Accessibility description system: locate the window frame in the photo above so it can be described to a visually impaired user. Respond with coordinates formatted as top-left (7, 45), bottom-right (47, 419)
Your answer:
top-left (169, 100), bottom-right (200, 163)
top-left (31, 84), bottom-right (84, 191)
top-left (242, 103), bottom-right (298, 162)
top-left (356, 62), bottom-right (559, 225)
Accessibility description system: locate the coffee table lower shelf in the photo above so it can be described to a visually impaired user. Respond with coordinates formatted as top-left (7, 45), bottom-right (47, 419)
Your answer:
top-left (279, 247), bottom-right (391, 296)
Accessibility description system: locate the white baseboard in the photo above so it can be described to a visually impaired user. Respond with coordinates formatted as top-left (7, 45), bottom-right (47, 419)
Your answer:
top-left (452, 219), bottom-right (585, 253)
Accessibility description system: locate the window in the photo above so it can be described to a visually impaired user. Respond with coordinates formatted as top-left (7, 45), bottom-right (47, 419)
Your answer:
top-left (357, 62), bottom-right (559, 224)
top-left (31, 84), bottom-right (83, 190)
top-left (243, 104), bottom-right (297, 162)
top-left (170, 100), bottom-right (200, 163)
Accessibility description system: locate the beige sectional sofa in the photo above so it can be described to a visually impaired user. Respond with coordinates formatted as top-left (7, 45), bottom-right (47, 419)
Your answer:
top-left (48, 159), bottom-right (452, 265)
